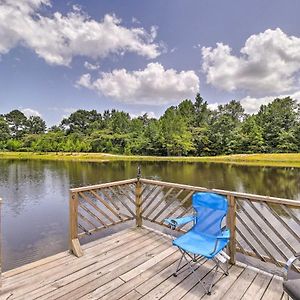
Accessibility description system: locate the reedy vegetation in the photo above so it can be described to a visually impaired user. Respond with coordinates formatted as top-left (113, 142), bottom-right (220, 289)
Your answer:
top-left (1, 94), bottom-right (300, 156)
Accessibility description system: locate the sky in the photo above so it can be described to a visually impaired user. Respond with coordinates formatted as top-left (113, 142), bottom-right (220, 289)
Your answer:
top-left (1, 0), bottom-right (300, 126)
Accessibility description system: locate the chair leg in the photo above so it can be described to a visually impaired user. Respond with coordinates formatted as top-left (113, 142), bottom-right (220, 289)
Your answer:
top-left (208, 261), bottom-right (220, 295)
top-left (174, 249), bottom-right (230, 295)
top-left (173, 251), bottom-right (184, 277)
top-left (179, 249), bottom-right (209, 294)
top-left (216, 259), bottom-right (229, 276)
top-left (225, 259), bottom-right (229, 276)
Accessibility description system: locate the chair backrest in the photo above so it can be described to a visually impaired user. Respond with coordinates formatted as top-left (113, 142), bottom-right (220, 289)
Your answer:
top-left (192, 192), bottom-right (228, 236)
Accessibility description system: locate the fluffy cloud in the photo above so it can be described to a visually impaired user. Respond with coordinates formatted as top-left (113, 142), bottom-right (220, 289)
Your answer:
top-left (202, 28), bottom-right (300, 95)
top-left (130, 111), bottom-right (157, 119)
top-left (0, 0), bottom-right (160, 65)
top-left (204, 91), bottom-right (300, 115)
top-left (21, 108), bottom-right (41, 117)
top-left (76, 63), bottom-right (200, 105)
top-left (207, 103), bottom-right (219, 111)
top-left (84, 61), bottom-right (100, 71)
top-left (240, 91), bottom-right (300, 114)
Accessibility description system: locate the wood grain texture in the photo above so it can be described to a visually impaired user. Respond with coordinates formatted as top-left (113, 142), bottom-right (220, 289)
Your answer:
top-left (0, 228), bottom-right (285, 300)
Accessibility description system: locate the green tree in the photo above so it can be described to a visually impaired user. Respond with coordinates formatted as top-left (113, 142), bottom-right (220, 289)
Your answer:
top-left (0, 116), bottom-right (10, 149)
top-left (217, 100), bottom-right (245, 123)
top-left (6, 139), bottom-right (23, 151)
top-left (207, 114), bottom-right (238, 155)
top-left (178, 99), bottom-right (195, 125)
top-left (257, 97), bottom-right (299, 151)
top-left (27, 116), bottom-right (46, 134)
top-left (5, 110), bottom-right (28, 138)
top-left (143, 119), bottom-right (164, 155)
top-left (193, 93), bottom-right (210, 127)
top-left (160, 107), bottom-right (194, 156)
top-left (61, 110), bottom-right (103, 134)
top-left (32, 132), bottom-right (64, 152)
top-left (109, 110), bottom-right (131, 134)
top-left (276, 130), bottom-right (298, 152)
top-left (238, 116), bottom-right (265, 153)
top-left (0, 116), bottom-right (10, 141)
top-left (192, 126), bottom-right (211, 156)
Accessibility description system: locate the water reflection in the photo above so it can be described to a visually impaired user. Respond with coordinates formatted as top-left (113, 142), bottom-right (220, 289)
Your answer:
top-left (0, 159), bottom-right (300, 271)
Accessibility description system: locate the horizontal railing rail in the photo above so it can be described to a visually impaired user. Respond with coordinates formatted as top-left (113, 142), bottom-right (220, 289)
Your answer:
top-left (69, 177), bottom-right (300, 272)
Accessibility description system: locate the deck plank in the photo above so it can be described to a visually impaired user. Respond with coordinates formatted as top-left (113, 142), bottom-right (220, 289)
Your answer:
top-left (157, 261), bottom-right (214, 300)
top-left (222, 268), bottom-right (257, 300)
top-left (141, 260), bottom-right (213, 300)
top-left (119, 290), bottom-right (143, 300)
top-left (3, 227), bottom-right (138, 288)
top-left (38, 235), bottom-right (170, 299)
top-left (0, 228), bottom-right (286, 300)
top-left (19, 232), bottom-right (166, 300)
top-left (2, 230), bottom-right (152, 299)
top-left (261, 275), bottom-right (283, 300)
top-left (89, 251), bottom-right (180, 300)
top-left (196, 265), bottom-right (244, 300)
top-left (3, 228), bottom-right (133, 279)
top-left (0, 232), bottom-right (149, 298)
top-left (241, 271), bottom-right (273, 300)
top-left (162, 262), bottom-right (230, 300)
top-left (96, 248), bottom-right (178, 300)
top-left (81, 277), bottom-right (125, 300)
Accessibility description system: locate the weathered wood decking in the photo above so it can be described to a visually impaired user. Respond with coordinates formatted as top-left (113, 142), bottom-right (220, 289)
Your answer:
top-left (0, 228), bottom-right (286, 300)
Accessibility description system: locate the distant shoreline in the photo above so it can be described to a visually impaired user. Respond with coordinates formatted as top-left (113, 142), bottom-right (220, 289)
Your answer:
top-left (1, 152), bottom-right (300, 168)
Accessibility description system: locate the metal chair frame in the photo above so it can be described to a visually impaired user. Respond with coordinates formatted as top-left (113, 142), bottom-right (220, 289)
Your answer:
top-left (165, 193), bottom-right (230, 295)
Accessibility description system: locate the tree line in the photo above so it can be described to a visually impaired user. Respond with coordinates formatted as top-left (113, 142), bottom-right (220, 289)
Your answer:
top-left (1, 94), bottom-right (300, 156)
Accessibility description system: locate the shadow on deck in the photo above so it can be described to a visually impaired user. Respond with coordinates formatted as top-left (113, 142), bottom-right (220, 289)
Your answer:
top-left (0, 227), bottom-right (284, 300)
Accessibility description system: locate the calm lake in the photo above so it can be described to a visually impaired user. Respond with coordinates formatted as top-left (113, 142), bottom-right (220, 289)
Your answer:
top-left (1, 159), bottom-right (300, 271)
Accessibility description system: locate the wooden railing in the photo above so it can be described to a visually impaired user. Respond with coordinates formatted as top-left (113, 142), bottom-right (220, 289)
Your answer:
top-left (139, 178), bottom-right (300, 268)
top-left (69, 178), bottom-right (300, 271)
top-left (69, 179), bottom-right (137, 256)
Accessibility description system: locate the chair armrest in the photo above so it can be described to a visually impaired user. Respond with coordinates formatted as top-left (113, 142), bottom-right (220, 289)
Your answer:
top-left (210, 229), bottom-right (230, 255)
top-left (285, 254), bottom-right (300, 280)
top-left (216, 229), bottom-right (230, 240)
top-left (164, 216), bottom-right (195, 229)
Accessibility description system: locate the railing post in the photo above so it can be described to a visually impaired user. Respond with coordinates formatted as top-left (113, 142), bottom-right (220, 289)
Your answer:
top-left (135, 179), bottom-right (143, 227)
top-left (69, 192), bottom-right (83, 257)
top-left (227, 195), bottom-right (236, 264)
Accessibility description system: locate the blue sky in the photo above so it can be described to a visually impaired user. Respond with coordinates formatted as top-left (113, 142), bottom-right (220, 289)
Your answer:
top-left (1, 0), bottom-right (300, 126)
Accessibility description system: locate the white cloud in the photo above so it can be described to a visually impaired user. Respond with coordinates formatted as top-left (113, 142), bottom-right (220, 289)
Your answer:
top-left (49, 106), bottom-right (77, 114)
top-left (132, 17), bottom-right (140, 24)
top-left (207, 102), bottom-right (219, 111)
top-left (72, 4), bottom-right (81, 12)
top-left (202, 28), bottom-right (300, 95)
top-left (76, 62), bottom-right (200, 105)
top-left (76, 73), bottom-right (92, 89)
top-left (130, 111), bottom-right (157, 119)
top-left (240, 91), bottom-right (300, 114)
top-left (84, 61), bottom-right (100, 70)
top-left (204, 91), bottom-right (300, 115)
top-left (0, 0), bottom-right (160, 65)
top-left (22, 108), bottom-right (41, 117)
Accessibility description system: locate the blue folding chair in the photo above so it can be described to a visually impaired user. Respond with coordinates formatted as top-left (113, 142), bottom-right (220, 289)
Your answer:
top-left (165, 192), bottom-right (230, 295)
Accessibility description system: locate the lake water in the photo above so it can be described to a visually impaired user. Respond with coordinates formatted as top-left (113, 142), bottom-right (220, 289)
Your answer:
top-left (1, 159), bottom-right (300, 271)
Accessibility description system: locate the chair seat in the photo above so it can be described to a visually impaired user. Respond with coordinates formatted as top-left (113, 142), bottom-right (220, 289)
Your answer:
top-left (283, 279), bottom-right (300, 300)
top-left (173, 230), bottom-right (228, 259)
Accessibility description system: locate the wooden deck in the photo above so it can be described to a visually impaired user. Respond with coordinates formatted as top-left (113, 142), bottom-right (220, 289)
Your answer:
top-left (0, 228), bottom-right (286, 300)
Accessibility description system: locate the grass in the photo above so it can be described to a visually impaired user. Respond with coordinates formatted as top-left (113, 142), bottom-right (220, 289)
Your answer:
top-left (1, 151), bottom-right (300, 167)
